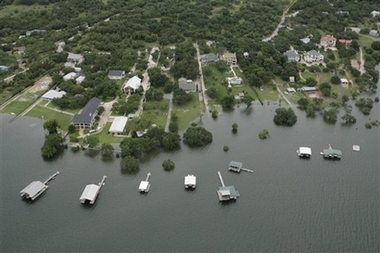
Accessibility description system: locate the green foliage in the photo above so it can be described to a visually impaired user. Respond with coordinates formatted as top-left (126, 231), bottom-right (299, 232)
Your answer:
top-left (41, 133), bottom-right (64, 159)
top-left (323, 109), bottom-right (337, 124)
top-left (221, 95), bottom-right (235, 109)
top-left (68, 124), bottom-right (76, 134)
top-left (259, 129), bottom-right (269, 139)
top-left (273, 108), bottom-right (297, 126)
top-left (85, 136), bottom-right (99, 148)
top-left (205, 87), bottom-right (219, 99)
top-left (341, 114), bottom-right (357, 125)
top-left (297, 98), bottom-right (309, 110)
top-left (100, 143), bottom-right (114, 158)
top-left (148, 68), bottom-right (169, 88)
top-left (320, 82), bottom-right (332, 97)
top-left (232, 123), bottom-right (238, 133)
top-left (306, 104), bottom-right (316, 118)
top-left (355, 98), bottom-right (374, 115)
top-left (365, 122), bottom-right (372, 129)
top-left (162, 159), bottom-right (175, 171)
top-left (242, 95), bottom-right (254, 108)
top-left (330, 76), bottom-right (341, 85)
top-left (173, 88), bottom-right (193, 105)
top-left (223, 145), bottom-right (229, 152)
top-left (43, 119), bottom-right (60, 134)
top-left (211, 109), bottom-right (218, 119)
top-left (371, 41), bottom-right (380, 51)
top-left (145, 88), bottom-right (164, 101)
top-left (120, 156), bottom-right (140, 173)
top-left (162, 132), bottom-right (181, 150)
top-left (183, 126), bottom-right (213, 148)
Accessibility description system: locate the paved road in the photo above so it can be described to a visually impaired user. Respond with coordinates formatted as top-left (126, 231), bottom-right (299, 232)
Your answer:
top-left (194, 43), bottom-right (210, 113)
top-left (164, 93), bottom-right (173, 132)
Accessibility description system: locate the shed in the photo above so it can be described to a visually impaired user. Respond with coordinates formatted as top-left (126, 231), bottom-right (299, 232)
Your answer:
top-left (289, 76), bottom-right (295, 83)
top-left (108, 70), bottom-right (125, 80)
top-left (299, 87), bottom-right (317, 92)
top-left (63, 72), bottom-right (77, 81)
top-left (286, 87), bottom-right (296, 94)
top-left (228, 161), bottom-right (243, 172)
top-left (109, 116), bottom-right (128, 135)
top-left (217, 186), bottom-right (240, 201)
top-left (340, 78), bottom-right (349, 84)
top-left (79, 184), bottom-right (100, 204)
top-left (76, 76), bottom-right (85, 84)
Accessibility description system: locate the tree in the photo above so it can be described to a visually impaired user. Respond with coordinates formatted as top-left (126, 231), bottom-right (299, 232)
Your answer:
top-left (232, 123), bottom-right (238, 133)
top-left (331, 76), bottom-right (341, 84)
top-left (371, 41), bottom-right (380, 51)
top-left (162, 159), bottom-right (175, 171)
top-left (162, 132), bottom-right (181, 150)
top-left (85, 136), bottom-right (99, 148)
top-left (341, 95), bottom-right (349, 104)
top-left (120, 156), bottom-right (140, 173)
top-left (306, 104), bottom-right (316, 118)
top-left (273, 108), bottom-right (297, 126)
top-left (221, 95), bottom-right (235, 109)
top-left (259, 129), bottom-right (269, 139)
top-left (41, 133), bottom-right (64, 159)
top-left (173, 88), bottom-right (192, 104)
top-left (43, 119), bottom-right (60, 134)
top-left (323, 109), bottom-right (337, 124)
top-left (100, 143), bottom-right (114, 158)
top-left (68, 124), bottom-right (76, 134)
top-left (297, 98), bottom-right (309, 110)
top-left (305, 77), bottom-right (317, 87)
top-left (205, 87), bottom-right (218, 99)
top-left (183, 126), bottom-right (213, 147)
top-left (242, 95), bottom-right (254, 108)
top-left (341, 113), bottom-right (357, 124)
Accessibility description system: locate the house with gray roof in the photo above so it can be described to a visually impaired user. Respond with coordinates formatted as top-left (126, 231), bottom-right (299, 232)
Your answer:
top-left (369, 30), bottom-right (378, 36)
top-left (72, 97), bottom-right (101, 128)
top-left (284, 50), bottom-right (300, 62)
top-left (201, 53), bottom-right (219, 65)
top-left (304, 50), bottom-right (324, 63)
top-left (67, 53), bottom-right (84, 64)
top-left (178, 77), bottom-right (196, 92)
top-left (108, 70), bottom-right (125, 80)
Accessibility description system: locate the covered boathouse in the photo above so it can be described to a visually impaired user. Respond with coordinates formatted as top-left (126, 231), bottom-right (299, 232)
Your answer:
top-left (20, 181), bottom-right (48, 200)
top-left (79, 184), bottom-right (101, 204)
top-left (228, 161), bottom-right (243, 172)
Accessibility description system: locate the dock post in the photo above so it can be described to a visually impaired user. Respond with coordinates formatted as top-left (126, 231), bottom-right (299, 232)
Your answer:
top-left (217, 171), bottom-right (225, 187)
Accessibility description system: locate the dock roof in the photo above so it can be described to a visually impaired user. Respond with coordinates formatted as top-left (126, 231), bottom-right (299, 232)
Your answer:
top-left (217, 186), bottom-right (240, 201)
top-left (299, 147), bottom-right (312, 155)
top-left (323, 148), bottom-right (342, 155)
top-left (184, 175), bottom-right (196, 185)
top-left (20, 181), bottom-right (46, 198)
top-left (139, 181), bottom-right (149, 191)
top-left (79, 184), bottom-right (100, 202)
top-left (229, 161), bottom-right (242, 167)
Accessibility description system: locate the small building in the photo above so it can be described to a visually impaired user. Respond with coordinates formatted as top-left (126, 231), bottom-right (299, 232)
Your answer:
top-left (289, 76), bottom-right (295, 83)
top-left (184, 174), bottom-right (196, 189)
top-left (228, 161), bottom-right (243, 173)
top-left (76, 76), bottom-right (85, 84)
top-left (0, 65), bottom-right (9, 71)
top-left (109, 116), bottom-right (128, 135)
top-left (67, 53), bottom-right (84, 64)
top-left (296, 147), bottom-right (312, 158)
top-left (304, 50), bottom-right (324, 63)
top-left (139, 173), bottom-right (151, 193)
top-left (286, 87), bottom-right (296, 94)
top-left (220, 52), bottom-right (237, 65)
top-left (371, 11), bottom-right (380, 17)
top-left (217, 186), bottom-right (240, 201)
top-left (340, 78), bottom-right (349, 85)
top-left (200, 53), bottom-right (219, 65)
top-left (26, 29), bottom-right (46, 36)
top-left (42, 90), bottom-right (67, 101)
top-left (123, 75), bottom-right (141, 94)
top-left (369, 30), bottom-right (378, 36)
top-left (320, 35), bottom-right (337, 48)
top-left (227, 77), bottom-right (243, 86)
top-left (298, 87), bottom-right (317, 92)
top-left (178, 77), bottom-right (196, 92)
top-left (321, 147), bottom-right (342, 159)
top-left (243, 52), bottom-right (249, 59)
top-left (284, 50), bottom-right (300, 62)
top-left (108, 70), bottom-right (125, 80)
top-left (72, 97), bottom-right (101, 128)
top-left (79, 184), bottom-right (100, 204)
top-left (350, 59), bottom-right (360, 70)
top-left (63, 72), bottom-right (77, 81)
top-left (74, 67), bottom-right (82, 72)
top-left (20, 181), bottom-right (48, 201)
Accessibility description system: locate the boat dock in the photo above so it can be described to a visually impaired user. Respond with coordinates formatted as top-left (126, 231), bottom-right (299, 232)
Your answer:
top-left (20, 171), bottom-right (60, 201)
top-left (216, 171), bottom-right (240, 201)
top-left (320, 145), bottom-right (342, 159)
top-left (228, 161), bottom-right (253, 173)
top-left (79, 175), bottom-right (107, 204)
top-left (296, 147), bottom-right (312, 158)
top-left (184, 174), bottom-right (196, 189)
top-left (139, 173), bottom-right (151, 193)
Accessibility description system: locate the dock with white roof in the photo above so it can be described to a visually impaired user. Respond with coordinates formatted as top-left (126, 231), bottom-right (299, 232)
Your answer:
top-left (139, 173), bottom-right (151, 193)
top-left (20, 171), bottom-right (60, 201)
top-left (79, 176), bottom-right (107, 204)
top-left (184, 174), bottom-right (196, 189)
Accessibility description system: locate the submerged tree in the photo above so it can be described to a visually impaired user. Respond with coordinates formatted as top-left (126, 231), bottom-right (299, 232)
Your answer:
top-left (162, 159), bottom-right (175, 171)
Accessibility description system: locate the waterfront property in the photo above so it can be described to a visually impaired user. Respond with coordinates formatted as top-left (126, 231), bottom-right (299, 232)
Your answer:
top-left (139, 173), bottom-right (151, 193)
top-left (216, 171), bottom-right (240, 201)
top-left (296, 147), bottom-right (312, 158)
top-left (20, 172), bottom-right (59, 201)
top-left (79, 176), bottom-right (107, 204)
top-left (320, 145), bottom-right (342, 159)
top-left (72, 97), bottom-right (101, 128)
top-left (184, 174), bottom-right (196, 189)
top-left (109, 116), bottom-right (128, 135)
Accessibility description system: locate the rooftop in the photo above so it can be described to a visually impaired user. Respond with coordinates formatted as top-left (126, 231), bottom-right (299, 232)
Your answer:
top-left (73, 97), bottom-right (101, 125)
top-left (108, 70), bottom-right (125, 77)
top-left (20, 181), bottom-right (47, 200)
top-left (109, 116), bottom-right (128, 133)
top-left (79, 184), bottom-right (100, 203)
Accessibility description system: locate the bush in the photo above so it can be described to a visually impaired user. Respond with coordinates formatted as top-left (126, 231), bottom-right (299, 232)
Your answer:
top-left (365, 122), bottom-right (372, 129)
top-left (120, 156), bottom-right (140, 173)
top-left (183, 126), bottom-right (213, 147)
top-left (259, 129), bottom-right (269, 139)
top-left (211, 110), bottom-right (218, 119)
top-left (223, 145), bottom-right (229, 152)
top-left (232, 123), bottom-right (238, 133)
top-left (273, 108), bottom-right (297, 126)
top-left (162, 159), bottom-right (175, 171)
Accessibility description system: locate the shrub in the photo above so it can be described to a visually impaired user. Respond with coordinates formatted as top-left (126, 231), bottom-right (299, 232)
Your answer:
top-left (162, 159), bottom-right (175, 171)
top-left (223, 145), bottom-right (229, 152)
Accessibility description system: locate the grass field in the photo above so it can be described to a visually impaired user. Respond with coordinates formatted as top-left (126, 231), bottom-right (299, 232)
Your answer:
top-left (94, 122), bottom-right (124, 144)
top-left (26, 105), bottom-right (73, 130)
top-left (0, 100), bottom-right (34, 115)
top-left (359, 35), bottom-right (379, 48)
top-left (172, 94), bottom-right (203, 130)
top-left (0, 90), bottom-right (13, 105)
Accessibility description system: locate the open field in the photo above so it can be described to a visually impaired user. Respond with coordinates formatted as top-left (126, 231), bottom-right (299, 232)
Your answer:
top-left (26, 105), bottom-right (73, 131)
top-left (359, 35), bottom-right (379, 48)
top-left (93, 122), bottom-right (124, 144)
top-left (0, 100), bottom-right (34, 115)
top-left (0, 90), bottom-right (13, 105)
top-left (172, 94), bottom-right (203, 130)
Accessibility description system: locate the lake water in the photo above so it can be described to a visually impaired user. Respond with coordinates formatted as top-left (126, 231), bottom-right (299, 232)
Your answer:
top-left (1, 93), bottom-right (379, 252)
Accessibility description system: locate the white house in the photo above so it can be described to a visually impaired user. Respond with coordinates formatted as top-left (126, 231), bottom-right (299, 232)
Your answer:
top-left (76, 76), bottom-right (85, 84)
top-left (304, 50), bottom-right (324, 63)
top-left (369, 30), bottom-right (378, 36)
top-left (178, 77), bottom-right (196, 92)
top-left (67, 53), bottom-right (84, 64)
top-left (227, 77), bottom-right (243, 86)
top-left (63, 72), bottom-right (77, 81)
top-left (109, 116), bottom-right (128, 135)
top-left (41, 90), bottom-right (67, 101)
top-left (123, 76), bottom-right (142, 93)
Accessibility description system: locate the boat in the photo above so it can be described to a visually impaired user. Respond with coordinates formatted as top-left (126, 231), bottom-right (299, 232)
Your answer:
top-left (296, 147), bottom-right (312, 158)
top-left (184, 174), bottom-right (196, 189)
top-left (320, 145), bottom-right (342, 159)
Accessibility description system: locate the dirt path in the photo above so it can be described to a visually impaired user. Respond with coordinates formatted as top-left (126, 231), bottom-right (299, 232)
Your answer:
top-left (272, 79), bottom-right (293, 107)
top-left (164, 93), bottom-right (173, 133)
top-left (359, 47), bottom-right (366, 74)
top-left (194, 43), bottom-right (210, 113)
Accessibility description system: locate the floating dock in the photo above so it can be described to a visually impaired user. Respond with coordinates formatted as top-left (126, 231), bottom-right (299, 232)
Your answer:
top-left (320, 145), bottom-right (342, 159)
top-left (352, 145), bottom-right (360, 152)
top-left (20, 171), bottom-right (60, 201)
top-left (79, 175), bottom-right (107, 204)
top-left (139, 173), bottom-right (151, 193)
top-left (228, 161), bottom-right (253, 173)
top-left (216, 171), bottom-right (240, 201)
top-left (296, 147), bottom-right (312, 158)
top-left (184, 174), bottom-right (196, 189)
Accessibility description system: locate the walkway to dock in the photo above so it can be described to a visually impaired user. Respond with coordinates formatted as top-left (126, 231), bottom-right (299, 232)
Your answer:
top-left (241, 168), bottom-right (254, 173)
top-left (43, 171), bottom-right (60, 185)
top-left (217, 171), bottom-right (225, 187)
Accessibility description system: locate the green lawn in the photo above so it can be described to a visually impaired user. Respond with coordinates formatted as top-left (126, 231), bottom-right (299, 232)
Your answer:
top-left (359, 35), bottom-right (378, 48)
top-left (232, 67), bottom-right (244, 78)
top-left (0, 90), bottom-right (13, 105)
top-left (0, 100), bottom-right (33, 115)
top-left (302, 71), bottom-right (317, 80)
top-left (143, 99), bottom-right (169, 128)
top-left (94, 122), bottom-right (124, 144)
top-left (26, 105), bottom-right (73, 130)
top-left (319, 72), bottom-right (333, 84)
top-left (172, 94), bottom-right (203, 130)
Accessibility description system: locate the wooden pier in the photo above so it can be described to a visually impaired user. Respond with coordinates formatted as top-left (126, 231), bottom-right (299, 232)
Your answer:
top-left (43, 171), bottom-right (60, 185)
top-left (241, 168), bottom-right (254, 173)
top-left (217, 171), bottom-right (225, 187)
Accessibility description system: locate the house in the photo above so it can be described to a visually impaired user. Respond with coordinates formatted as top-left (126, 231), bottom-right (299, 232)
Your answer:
top-left (63, 72), bottom-right (77, 81)
top-left (350, 59), bottom-right (360, 70)
top-left (369, 30), bottom-right (378, 36)
top-left (72, 97), bottom-right (101, 128)
top-left (109, 116), bottom-right (128, 135)
top-left (76, 76), bottom-right (85, 84)
top-left (67, 53), bottom-right (84, 64)
top-left (0, 65), bottom-right (9, 71)
top-left (108, 70), bottom-right (125, 80)
top-left (320, 35), bottom-right (337, 48)
top-left (298, 87), bottom-right (317, 92)
top-left (371, 11), bottom-right (380, 17)
top-left (220, 52), bottom-right (237, 65)
top-left (338, 39), bottom-right (352, 46)
top-left (284, 50), bottom-right (300, 62)
top-left (178, 77), bottom-right (196, 92)
top-left (304, 50), bottom-right (324, 63)
top-left (286, 87), bottom-right (296, 94)
top-left (41, 90), bottom-right (66, 101)
top-left (123, 75), bottom-right (141, 93)
top-left (200, 53), bottom-right (219, 65)
top-left (300, 37), bottom-right (310, 44)
top-left (226, 77), bottom-right (243, 86)
top-left (340, 78), bottom-right (349, 85)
